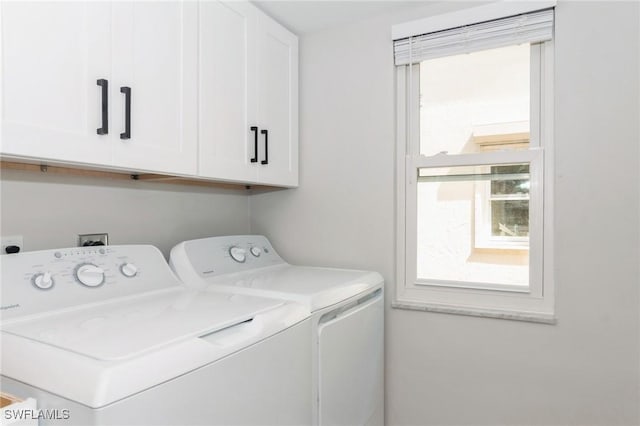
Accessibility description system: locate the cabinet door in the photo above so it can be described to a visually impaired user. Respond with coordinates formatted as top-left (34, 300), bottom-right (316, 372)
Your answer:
top-left (1, 1), bottom-right (112, 165)
top-left (198, 1), bottom-right (258, 183)
top-left (252, 13), bottom-right (298, 186)
top-left (111, 1), bottom-right (197, 175)
top-left (255, 12), bottom-right (298, 187)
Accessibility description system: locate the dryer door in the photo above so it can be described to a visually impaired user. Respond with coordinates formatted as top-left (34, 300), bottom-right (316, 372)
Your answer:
top-left (317, 290), bottom-right (384, 426)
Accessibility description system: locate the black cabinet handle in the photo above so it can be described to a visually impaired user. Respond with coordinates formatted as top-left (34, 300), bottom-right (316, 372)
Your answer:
top-left (250, 126), bottom-right (259, 163)
top-left (260, 129), bottom-right (268, 165)
top-left (97, 79), bottom-right (108, 135)
top-left (120, 86), bottom-right (131, 140)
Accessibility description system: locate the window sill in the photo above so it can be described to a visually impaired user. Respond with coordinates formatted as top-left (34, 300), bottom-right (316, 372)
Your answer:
top-left (391, 300), bottom-right (556, 324)
top-left (471, 246), bottom-right (529, 254)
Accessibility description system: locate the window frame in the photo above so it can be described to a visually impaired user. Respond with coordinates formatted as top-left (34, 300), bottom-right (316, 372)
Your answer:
top-left (394, 41), bottom-right (555, 323)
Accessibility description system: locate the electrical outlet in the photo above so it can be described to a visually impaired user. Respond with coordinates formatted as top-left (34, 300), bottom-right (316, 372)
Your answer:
top-left (1, 235), bottom-right (24, 254)
top-left (78, 233), bottom-right (109, 247)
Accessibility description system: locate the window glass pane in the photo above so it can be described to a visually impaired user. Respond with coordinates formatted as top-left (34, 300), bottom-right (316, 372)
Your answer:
top-left (491, 200), bottom-right (529, 237)
top-left (416, 165), bottom-right (529, 288)
top-left (490, 164), bottom-right (530, 196)
top-left (419, 44), bottom-right (530, 156)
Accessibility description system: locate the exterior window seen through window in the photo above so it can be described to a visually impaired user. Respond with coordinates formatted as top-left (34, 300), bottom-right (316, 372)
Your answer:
top-left (490, 164), bottom-right (530, 238)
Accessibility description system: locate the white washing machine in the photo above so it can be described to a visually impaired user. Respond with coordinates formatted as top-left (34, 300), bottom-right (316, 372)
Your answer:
top-left (170, 235), bottom-right (384, 426)
top-left (0, 245), bottom-right (312, 426)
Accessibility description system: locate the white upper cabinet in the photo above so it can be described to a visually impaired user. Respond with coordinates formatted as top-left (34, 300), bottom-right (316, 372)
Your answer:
top-left (111, 1), bottom-right (198, 175)
top-left (199, 1), bottom-right (298, 187)
top-left (1, 1), bottom-right (112, 165)
top-left (198, 1), bottom-right (257, 182)
top-left (255, 10), bottom-right (299, 187)
top-left (2, 1), bottom-right (297, 186)
top-left (1, 1), bottom-right (197, 175)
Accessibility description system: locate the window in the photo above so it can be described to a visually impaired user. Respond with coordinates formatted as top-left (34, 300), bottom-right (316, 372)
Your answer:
top-left (394, 4), bottom-right (555, 322)
top-left (487, 164), bottom-right (530, 239)
top-left (474, 135), bottom-right (531, 250)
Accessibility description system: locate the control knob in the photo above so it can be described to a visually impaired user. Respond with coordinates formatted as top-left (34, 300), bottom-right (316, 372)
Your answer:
top-left (229, 246), bottom-right (247, 263)
top-left (250, 246), bottom-right (262, 257)
top-left (32, 272), bottom-right (54, 290)
top-left (120, 263), bottom-right (138, 278)
top-left (75, 263), bottom-right (105, 287)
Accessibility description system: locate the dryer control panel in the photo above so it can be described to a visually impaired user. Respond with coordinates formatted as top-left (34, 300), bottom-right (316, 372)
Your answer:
top-left (0, 245), bottom-right (179, 322)
top-left (170, 235), bottom-right (286, 280)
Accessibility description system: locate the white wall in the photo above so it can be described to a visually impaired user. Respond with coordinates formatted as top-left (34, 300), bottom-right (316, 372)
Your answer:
top-left (249, 1), bottom-right (640, 425)
top-left (0, 169), bottom-right (250, 257)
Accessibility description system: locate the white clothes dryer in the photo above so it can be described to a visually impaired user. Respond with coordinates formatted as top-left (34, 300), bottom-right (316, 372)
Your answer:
top-left (0, 245), bottom-right (311, 426)
top-left (170, 235), bottom-right (384, 426)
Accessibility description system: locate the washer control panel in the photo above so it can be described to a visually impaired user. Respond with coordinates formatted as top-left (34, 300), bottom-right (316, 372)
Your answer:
top-left (1, 245), bottom-right (178, 322)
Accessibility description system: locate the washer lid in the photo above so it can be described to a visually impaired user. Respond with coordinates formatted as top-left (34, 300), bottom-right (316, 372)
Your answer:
top-left (1, 288), bottom-right (284, 361)
top-left (204, 265), bottom-right (384, 312)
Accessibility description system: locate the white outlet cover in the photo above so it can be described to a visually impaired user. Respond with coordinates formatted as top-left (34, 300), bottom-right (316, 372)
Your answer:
top-left (1, 235), bottom-right (24, 254)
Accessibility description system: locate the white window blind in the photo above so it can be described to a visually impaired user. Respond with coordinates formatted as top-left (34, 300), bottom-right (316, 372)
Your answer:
top-left (394, 8), bottom-right (554, 65)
